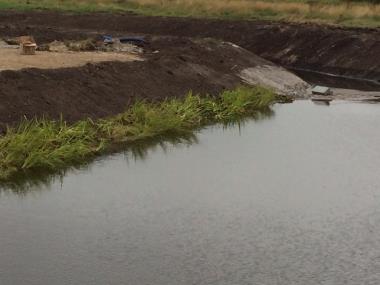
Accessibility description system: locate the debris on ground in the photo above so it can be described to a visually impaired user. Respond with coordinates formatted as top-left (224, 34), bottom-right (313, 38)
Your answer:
top-left (65, 39), bottom-right (97, 51)
top-left (119, 36), bottom-right (146, 46)
top-left (99, 41), bottom-right (142, 53)
top-left (18, 35), bottom-right (36, 45)
top-left (312, 85), bottom-right (332, 95)
top-left (3, 35), bottom-right (35, 46)
top-left (46, 40), bottom-right (68, 52)
top-left (0, 39), bottom-right (18, 49)
top-left (21, 42), bottom-right (36, 55)
top-left (2, 35), bottom-right (39, 55)
top-left (41, 40), bottom-right (95, 52)
top-left (2, 37), bottom-right (19, 45)
top-left (100, 35), bottom-right (144, 53)
top-left (36, 43), bottom-right (50, 51)
top-left (102, 35), bottom-right (114, 44)
top-left (102, 35), bottom-right (146, 46)
top-left (1, 34), bottom-right (144, 54)
top-left (34, 38), bottom-right (143, 54)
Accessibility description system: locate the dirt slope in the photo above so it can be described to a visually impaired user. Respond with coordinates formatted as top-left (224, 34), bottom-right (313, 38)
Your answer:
top-left (0, 11), bottom-right (379, 81)
top-left (0, 37), bottom-right (298, 132)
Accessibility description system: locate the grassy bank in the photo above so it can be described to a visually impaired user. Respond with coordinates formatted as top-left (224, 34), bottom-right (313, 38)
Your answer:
top-left (0, 86), bottom-right (276, 181)
top-left (0, 0), bottom-right (379, 27)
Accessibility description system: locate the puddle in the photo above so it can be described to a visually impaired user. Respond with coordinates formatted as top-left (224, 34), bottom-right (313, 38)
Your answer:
top-left (1, 101), bottom-right (380, 285)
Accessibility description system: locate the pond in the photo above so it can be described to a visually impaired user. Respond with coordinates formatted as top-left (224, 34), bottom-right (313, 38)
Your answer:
top-left (1, 101), bottom-right (380, 285)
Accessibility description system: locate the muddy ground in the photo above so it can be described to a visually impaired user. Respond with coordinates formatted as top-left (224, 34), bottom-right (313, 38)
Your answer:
top-left (0, 11), bottom-right (379, 131)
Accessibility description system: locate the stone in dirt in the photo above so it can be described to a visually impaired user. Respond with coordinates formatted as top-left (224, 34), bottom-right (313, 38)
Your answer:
top-left (311, 86), bottom-right (332, 95)
top-left (239, 65), bottom-right (310, 98)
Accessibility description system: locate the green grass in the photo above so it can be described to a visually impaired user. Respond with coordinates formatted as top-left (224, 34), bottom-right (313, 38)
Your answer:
top-left (0, 0), bottom-right (379, 27)
top-left (0, 86), bottom-right (276, 182)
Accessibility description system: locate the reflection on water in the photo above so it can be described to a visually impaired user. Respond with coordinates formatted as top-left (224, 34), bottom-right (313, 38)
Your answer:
top-left (312, 99), bottom-right (332, 106)
top-left (0, 108), bottom-right (274, 193)
top-left (1, 101), bottom-right (379, 285)
top-left (0, 133), bottom-right (199, 194)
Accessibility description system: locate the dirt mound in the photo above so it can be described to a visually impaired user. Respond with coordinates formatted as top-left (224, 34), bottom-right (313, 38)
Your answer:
top-left (0, 37), bottom-right (306, 132)
top-left (0, 11), bottom-right (379, 81)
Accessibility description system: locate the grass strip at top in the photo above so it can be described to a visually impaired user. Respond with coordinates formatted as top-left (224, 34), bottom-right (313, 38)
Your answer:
top-left (0, 86), bottom-right (276, 181)
top-left (0, 0), bottom-right (379, 27)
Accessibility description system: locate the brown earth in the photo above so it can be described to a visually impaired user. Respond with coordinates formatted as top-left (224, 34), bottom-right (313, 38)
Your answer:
top-left (0, 11), bottom-right (379, 132)
top-left (1, 11), bottom-right (380, 81)
top-left (0, 36), bottom-right (279, 132)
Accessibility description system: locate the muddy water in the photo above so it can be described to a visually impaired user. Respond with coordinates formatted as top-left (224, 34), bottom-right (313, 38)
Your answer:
top-left (1, 101), bottom-right (380, 285)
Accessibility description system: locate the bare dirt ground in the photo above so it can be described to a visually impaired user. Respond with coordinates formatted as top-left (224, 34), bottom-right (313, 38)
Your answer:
top-left (1, 11), bottom-right (379, 81)
top-left (1, 36), bottom-right (303, 132)
top-left (0, 11), bottom-right (379, 131)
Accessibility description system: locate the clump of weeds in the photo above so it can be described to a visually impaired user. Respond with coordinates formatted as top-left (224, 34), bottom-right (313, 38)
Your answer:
top-left (0, 86), bottom-right (276, 181)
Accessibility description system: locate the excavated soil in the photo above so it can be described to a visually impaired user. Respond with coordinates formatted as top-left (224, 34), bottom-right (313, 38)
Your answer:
top-left (0, 36), bottom-right (289, 132)
top-left (1, 10), bottom-right (379, 81)
top-left (0, 11), bottom-right (379, 131)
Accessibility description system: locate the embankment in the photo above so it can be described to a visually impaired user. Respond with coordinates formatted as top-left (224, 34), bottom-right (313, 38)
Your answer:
top-left (0, 37), bottom-right (303, 132)
top-left (1, 11), bottom-right (379, 81)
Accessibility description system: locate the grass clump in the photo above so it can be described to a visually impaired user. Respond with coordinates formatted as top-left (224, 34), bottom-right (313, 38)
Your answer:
top-left (0, 86), bottom-right (276, 181)
top-left (0, 119), bottom-right (107, 179)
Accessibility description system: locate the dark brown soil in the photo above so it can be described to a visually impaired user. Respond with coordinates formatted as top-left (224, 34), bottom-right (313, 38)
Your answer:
top-left (0, 36), bottom-right (270, 132)
top-left (0, 10), bottom-right (379, 131)
top-left (1, 10), bottom-right (379, 80)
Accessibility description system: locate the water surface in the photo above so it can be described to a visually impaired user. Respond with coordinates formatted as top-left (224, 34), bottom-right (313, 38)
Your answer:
top-left (1, 101), bottom-right (380, 285)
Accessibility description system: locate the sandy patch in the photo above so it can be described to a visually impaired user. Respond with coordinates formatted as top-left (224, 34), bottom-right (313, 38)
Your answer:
top-left (0, 48), bottom-right (142, 71)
